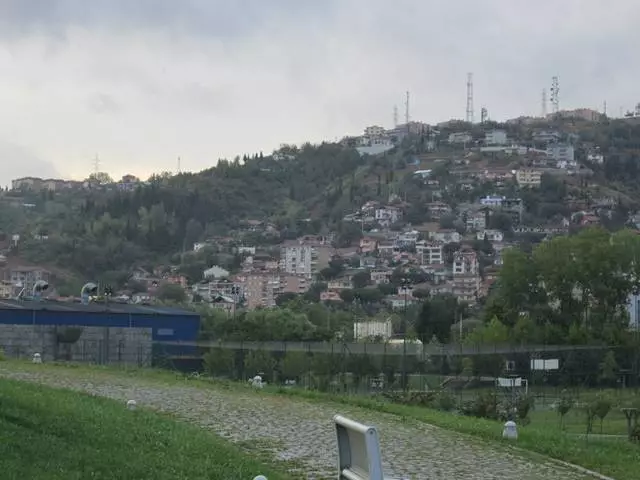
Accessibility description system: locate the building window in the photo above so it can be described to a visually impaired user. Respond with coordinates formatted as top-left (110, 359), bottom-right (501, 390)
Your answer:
top-left (157, 328), bottom-right (174, 336)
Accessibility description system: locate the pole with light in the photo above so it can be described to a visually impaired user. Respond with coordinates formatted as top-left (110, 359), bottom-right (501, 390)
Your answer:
top-left (400, 277), bottom-right (412, 391)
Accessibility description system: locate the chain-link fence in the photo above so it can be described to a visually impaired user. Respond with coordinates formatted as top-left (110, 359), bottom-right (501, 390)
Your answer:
top-left (152, 339), bottom-right (640, 437)
top-left (0, 340), bottom-right (154, 367)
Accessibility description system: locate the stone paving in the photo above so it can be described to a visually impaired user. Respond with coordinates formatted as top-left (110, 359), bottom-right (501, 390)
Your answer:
top-left (0, 366), bottom-right (593, 480)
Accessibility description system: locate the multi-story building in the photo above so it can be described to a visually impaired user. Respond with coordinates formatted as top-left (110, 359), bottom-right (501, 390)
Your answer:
top-left (242, 273), bottom-right (282, 310)
top-left (280, 274), bottom-right (309, 295)
top-left (484, 129), bottom-right (508, 145)
top-left (547, 143), bottom-right (575, 164)
top-left (479, 195), bottom-right (505, 207)
top-left (452, 275), bottom-right (480, 303)
top-left (476, 229), bottom-right (504, 242)
top-left (4, 266), bottom-right (50, 294)
top-left (516, 169), bottom-right (543, 187)
top-left (453, 250), bottom-right (479, 276)
top-left (280, 240), bottom-right (332, 279)
top-left (374, 206), bottom-right (402, 227)
top-left (465, 210), bottom-right (487, 231)
top-left (429, 229), bottom-right (461, 244)
top-left (417, 241), bottom-right (444, 265)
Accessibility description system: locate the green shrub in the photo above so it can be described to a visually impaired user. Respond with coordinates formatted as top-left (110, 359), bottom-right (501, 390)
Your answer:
top-left (0, 348), bottom-right (5, 361)
top-left (436, 391), bottom-right (457, 411)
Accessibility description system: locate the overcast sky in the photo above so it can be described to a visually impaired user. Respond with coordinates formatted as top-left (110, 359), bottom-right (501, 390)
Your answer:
top-left (0, 0), bottom-right (638, 184)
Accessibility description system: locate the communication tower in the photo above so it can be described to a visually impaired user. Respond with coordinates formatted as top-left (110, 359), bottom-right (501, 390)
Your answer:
top-left (541, 89), bottom-right (547, 117)
top-left (466, 73), bottom-right (474, 123)
top-left (550, 76), bottom-right (559, 114)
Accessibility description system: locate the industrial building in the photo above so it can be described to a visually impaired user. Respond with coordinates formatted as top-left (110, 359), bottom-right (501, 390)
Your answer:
top-left (0, 299), bottom-right (200, 366)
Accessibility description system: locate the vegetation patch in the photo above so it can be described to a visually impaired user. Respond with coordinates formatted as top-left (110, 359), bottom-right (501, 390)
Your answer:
top-left (0, 377), bottom-right (293, 480)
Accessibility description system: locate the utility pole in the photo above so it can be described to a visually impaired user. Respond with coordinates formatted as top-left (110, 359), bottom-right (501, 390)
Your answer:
top-left (401, 277), bottom-right (413, 392)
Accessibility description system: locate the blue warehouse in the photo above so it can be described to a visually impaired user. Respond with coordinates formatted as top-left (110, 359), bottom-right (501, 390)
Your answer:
top-left (0, 298), bottom-right (201, 366)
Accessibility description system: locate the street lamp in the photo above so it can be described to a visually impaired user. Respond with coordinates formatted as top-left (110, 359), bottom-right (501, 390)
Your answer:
top-left (400, 277), bottom-right (413, 392)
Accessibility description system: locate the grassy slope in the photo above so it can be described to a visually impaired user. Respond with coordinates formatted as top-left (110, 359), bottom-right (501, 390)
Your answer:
top-left (0, 377), bottom-right (292, 480)
top-left (3, 361), bottom-right (639, 480)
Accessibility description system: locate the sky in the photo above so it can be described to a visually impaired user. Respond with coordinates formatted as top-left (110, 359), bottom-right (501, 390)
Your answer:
top-left (0, 0), bottom-right (639, 185)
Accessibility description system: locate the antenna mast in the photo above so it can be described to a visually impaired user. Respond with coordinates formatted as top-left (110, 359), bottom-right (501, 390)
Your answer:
top-left (404, 91), bottom-right (410, 124)
top-left (393, 105), bottom-right (398, 127)
top-left (550, 76), bottom-right (559, 114)
top-left (541, 88), bottom-right (547, 117)
top-left (177, 156), bottom-right (181, 173)
top-left (466, 72), bottom-right (474, 123)
top-left (93, 154), bottom-right (100, 174)
top-left (480, 107), bottom-right (488, 123)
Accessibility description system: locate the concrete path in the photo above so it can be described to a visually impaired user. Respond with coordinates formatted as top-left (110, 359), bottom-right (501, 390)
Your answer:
top-left (0, 365), bottom-right (593, 480)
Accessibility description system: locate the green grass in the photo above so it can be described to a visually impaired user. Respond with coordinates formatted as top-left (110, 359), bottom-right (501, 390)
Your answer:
top-left (0, 377), bottom-right (293, 480)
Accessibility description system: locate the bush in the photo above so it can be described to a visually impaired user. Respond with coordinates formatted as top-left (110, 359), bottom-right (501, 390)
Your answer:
top-left (461, 392), bottom-right (498, 420)
top-left (0, 348), bottom-right (5, 361)
top-left (436, 391), bottom-right (457, 412)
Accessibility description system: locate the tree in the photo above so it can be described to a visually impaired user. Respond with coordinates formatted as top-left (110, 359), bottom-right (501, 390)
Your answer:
top-left (557, 389), bottom-right (574, 430)
top-left (156, 283), bottom-right (187, 303)
top-left (351, 271), bottom-right (371, 289)
top-left (87, 172), bottom-right (113, 185)
top-left (599, 351), bottom-right (618, 386)
top-left (416, 294), bottom-right (462, 343)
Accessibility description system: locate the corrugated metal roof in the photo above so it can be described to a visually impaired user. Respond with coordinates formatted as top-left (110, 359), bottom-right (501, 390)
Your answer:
top-left (0, 298), bottom-right (198, 316)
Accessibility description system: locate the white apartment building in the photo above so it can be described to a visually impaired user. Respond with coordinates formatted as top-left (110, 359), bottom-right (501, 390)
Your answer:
top-left (429, 230), bottom-right (461, 244)
top-left (417, 241), bottom-right (444, 265)
top-left (547, 143), bottom-right (575, 163)
top-left (453, 250), bottom-right (479, 276)
top-left (476, 229), bottom-right (504, 242)
top-left (479, 195), bottom-right (505, 207)
top-left (364, 125), bottom-right (386, 139)
top-left (485, 129), bottom-right (508, 145)
top-left (516, 169), bottom-right (543, 187)
top-left (280, 243), bottom-right (315, 279)
top-left (466, 210), bottom-right (487, 231)
top-left (375, 207), bottom-right (402, 227)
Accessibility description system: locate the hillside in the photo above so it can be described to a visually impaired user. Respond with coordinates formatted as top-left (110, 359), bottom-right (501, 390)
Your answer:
top-left (1, 114), bottom-right (640, 292)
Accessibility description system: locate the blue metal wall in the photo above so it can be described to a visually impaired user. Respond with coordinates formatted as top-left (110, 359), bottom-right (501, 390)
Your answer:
top-left (0, 308), bottom-right (200, 343)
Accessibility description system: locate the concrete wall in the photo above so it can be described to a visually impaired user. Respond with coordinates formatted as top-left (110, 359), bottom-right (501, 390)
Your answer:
top-left (0, 324), bottom-right (153, 366)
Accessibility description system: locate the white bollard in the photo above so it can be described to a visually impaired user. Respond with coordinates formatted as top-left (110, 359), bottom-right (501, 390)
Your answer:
top-left (32, 353), bottom-right (42, 364)
top-left (502, 420), bottom-right (518, 440)
top-left (127, 400), bottom-right (137, 410)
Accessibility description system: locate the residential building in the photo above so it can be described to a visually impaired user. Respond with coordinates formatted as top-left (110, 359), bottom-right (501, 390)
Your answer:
top-left (516, 169), bottom-right (542, 187)
top-left (0, 280), bottom-right (14, 298)
top-left (364, 125), bottom-right (386, 139)
top-left (371, 269), bottom-right (391, 285)
top-left (448, 132), bottom-right (472, 144)
top-left (386, 295), bottom-right (419, 310)
top-left (546, 143), bottom-right (575, 164)
top-left (280, 274), bottom-right (309, 294)
top-left (476, 229), bottom-right (504, 242)
top-left (417, 241), bottom-right (444, 265)
top-left (533, 130), bottom-right (560, 144)
top-left (453, 250), bottom-right (479, 276)
top-left (451, 275), bottom-right (480, 303)
top-left (242, 273), bottom-right (281, 310)
top-left (375, 206), bottom-right (402, 227)
top-left (479, 195), bottom-right (505, 207)
top-left (4, 266), bottom-right (50, 294)
top-left (465, 210), bottom-right (487, 231)
top-left (626, 293), bottom-right (640, 329)
top-left (203, 266), bottom-right (230, 280)
top-left (429, 230), bottom-right (461, 244)
top-left (354, 320), bottom-right (393, 340)
top-left (396, 230), bottom-right (419, 247)
top-left (485, 129), bottom-right (508, 145)
top-left (280, 239), bottom-right (332, 279)
top-left (427, 202), bottom-right (452, 219)
top-left (359, 237), bottom-right (378, 254)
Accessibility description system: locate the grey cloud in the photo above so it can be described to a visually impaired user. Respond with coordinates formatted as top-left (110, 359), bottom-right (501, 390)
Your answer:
top-left (0, 0), bottom-right (340, 40)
